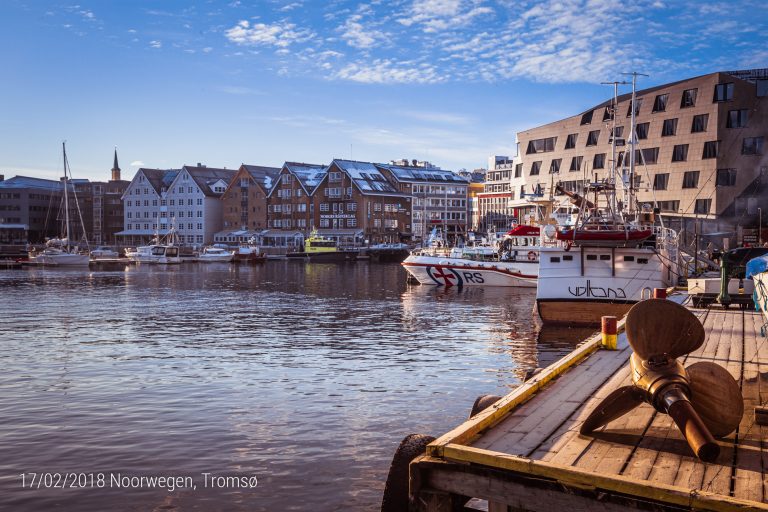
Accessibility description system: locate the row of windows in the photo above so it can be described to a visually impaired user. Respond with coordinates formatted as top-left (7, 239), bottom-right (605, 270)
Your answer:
top-left (411, 184), bottom-right (467, 195)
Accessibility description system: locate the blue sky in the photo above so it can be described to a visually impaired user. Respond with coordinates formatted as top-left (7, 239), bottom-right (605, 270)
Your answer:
top-left (1, 0), bottom-right (766, 182)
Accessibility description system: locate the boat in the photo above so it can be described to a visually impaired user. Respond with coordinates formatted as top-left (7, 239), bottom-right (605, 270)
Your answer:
top-left (198, 245), bottom-right (235, 263)
top-left (535, 74), bottom-right (679, 326)
top-left (90, 246), bottom-right (119, 259)
top-left (127, 241), bottom-right (181, 264)
top-left (235, 237), bottom-right (267, 263)
top-left (28, 143), bottom-right (90, 267)
top-left (286, 230), bottom-right (358, 262)
top-left (367, 243), bottom-right (410, 263)
top-left (401, 225), bottom-right (540, 287)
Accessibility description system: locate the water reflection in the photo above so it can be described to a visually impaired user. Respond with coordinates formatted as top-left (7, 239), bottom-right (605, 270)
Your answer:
top-left (0, 263), bottom-right (589, 511)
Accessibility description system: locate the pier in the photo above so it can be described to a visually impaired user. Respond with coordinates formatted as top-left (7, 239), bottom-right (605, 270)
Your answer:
top-left (411, 302), bottom-right (768, 511)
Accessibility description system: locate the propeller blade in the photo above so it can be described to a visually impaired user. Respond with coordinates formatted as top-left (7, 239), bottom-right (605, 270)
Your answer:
top-left (625, 299), bottom-right (705, 360)
top-left (686, 361), bottom-right (744, 438)
top-left (580, 385), bottom-right (645, 434)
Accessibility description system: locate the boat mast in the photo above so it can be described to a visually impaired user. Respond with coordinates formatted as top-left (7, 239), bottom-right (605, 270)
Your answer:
top-left (601, 80), bottom-right (629, 227)
top-left (62, 141), bottom-right (71, 251)
top-left (622, 71), bottom-right (648, 217)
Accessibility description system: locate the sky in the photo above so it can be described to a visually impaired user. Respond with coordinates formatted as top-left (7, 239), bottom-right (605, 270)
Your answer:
top-left (1, 0), bottom-right (766, 182)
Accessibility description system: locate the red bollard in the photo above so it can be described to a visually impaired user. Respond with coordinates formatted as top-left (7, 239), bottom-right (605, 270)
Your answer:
top-left (601, 316), bottom-right (618, 350)
top-left (654, 288), bottom-right (667, 299)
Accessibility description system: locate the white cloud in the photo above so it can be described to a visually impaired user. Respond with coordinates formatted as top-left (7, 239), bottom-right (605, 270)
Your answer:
top-left (335, 59), bottom-right (443, 84)
top-left (339, 14), bottom-right (385, 49)
top-left (130, 161), bottom-right (145, 167)
top-left (225, 20), bottom-right (316, 48)
top-left (398, 0), bottom-right (493, 32)
top-left (202, 47), bottom-right (213, 53)
top-left (149, 40), bottom-right (162, 49)
top-left (279, 2), bottom-right (303, 11)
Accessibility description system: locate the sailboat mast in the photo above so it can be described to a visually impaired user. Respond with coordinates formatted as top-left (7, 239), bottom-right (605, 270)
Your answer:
top-left (622, 71), bottom-right (648, 217)
top-left (62, 141), bottom-right (71, 250)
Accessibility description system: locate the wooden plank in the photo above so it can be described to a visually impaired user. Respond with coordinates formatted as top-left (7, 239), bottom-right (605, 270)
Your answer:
top-left (440, 444), bottom-right (768, 511)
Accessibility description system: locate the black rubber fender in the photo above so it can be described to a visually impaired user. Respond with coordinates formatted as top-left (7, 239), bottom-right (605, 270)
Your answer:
top-left (381, 433), bottom-right (436, 512)
top-left (469, 394), bottom-right (502, 419)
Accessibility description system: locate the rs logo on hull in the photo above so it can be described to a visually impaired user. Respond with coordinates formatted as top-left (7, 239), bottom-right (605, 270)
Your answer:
top-left (426, 266), bottom-right (485, 286)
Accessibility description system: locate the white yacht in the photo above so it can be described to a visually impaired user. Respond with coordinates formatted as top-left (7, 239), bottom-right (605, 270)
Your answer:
top-left (198, 246), bottom-right (235, 263)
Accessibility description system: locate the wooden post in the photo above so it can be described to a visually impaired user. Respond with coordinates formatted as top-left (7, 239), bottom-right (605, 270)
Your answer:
top-left (653, 287), bottom-right (667, 299)
top-left (601, 316), bottom-right (618, 350)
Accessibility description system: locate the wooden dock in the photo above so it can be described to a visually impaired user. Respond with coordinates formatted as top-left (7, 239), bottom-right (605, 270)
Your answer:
top-left (412, 302), bottom-right (768, 511)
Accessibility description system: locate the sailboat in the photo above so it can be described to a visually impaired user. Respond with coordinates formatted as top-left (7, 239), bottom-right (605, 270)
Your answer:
top-left (29, 142), bottom-right (90, 267)
top-left (535, 74), bottom-right (679, 326)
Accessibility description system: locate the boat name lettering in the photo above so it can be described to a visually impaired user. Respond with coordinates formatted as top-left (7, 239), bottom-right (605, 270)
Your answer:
top-left (568, 279), bottom-right (626, 299)
top-left (462, 272), bottom-right (484, 284)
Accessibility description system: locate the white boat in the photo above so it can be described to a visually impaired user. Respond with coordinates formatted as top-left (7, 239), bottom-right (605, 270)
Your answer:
top-left (199, 246), bottom-right (235, 263)
top-left (90, 246), bottom-right (119, 259)
top-left (235, 241), bottom-right (267, 263)
top-left (535, 74), bottom-right (679, 326)
top-left (401, 225), bottom-right (540, 287)
top-left (746, 254), bottom-right (768, 329)
top-left (28, 143), bottom-right (90, 267)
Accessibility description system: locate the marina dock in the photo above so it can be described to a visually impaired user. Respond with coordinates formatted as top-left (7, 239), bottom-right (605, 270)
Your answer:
top-left (411, 302), bottom-right (768, 511)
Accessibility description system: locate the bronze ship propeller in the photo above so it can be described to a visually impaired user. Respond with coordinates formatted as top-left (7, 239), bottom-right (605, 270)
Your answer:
top-left (580, 299), bottom-right (743, 462)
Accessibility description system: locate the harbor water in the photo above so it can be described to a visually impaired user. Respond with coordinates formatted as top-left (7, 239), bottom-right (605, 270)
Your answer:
top-left (0, 262), bottom-right (591, 511)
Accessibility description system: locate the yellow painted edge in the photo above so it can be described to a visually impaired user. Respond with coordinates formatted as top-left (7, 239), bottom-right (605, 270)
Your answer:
top-left (441, 444), bottom-right (768, 512)
top-left (427, 318), bottom-right (627, 457)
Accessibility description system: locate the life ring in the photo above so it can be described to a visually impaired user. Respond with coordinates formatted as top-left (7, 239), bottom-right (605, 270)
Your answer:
top-left (527, 251), bottom-right (537, 261)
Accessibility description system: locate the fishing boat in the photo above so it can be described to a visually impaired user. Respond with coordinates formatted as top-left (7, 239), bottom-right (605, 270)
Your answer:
top-left (286, 230), bottom-right (358, 262)
top-left (535, 74), bottom-right (679, 326)
top-left (28, 143), bottom-right (90, 267)
top-left (198, 246), bottom-right (235, 263)
top-left (401, 225), bottom-right (540, 287)
top-left (235, 238), bottom-right (267, 263)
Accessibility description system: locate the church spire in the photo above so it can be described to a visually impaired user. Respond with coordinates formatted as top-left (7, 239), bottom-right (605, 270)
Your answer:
top-left (111, 146), bottom-right (121, 181)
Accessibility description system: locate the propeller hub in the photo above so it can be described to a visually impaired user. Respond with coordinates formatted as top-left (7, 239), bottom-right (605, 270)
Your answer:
top-left (630, 353), bottom-right (689, 411)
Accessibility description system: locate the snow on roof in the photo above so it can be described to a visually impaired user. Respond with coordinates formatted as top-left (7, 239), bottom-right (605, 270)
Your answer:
top-left (0, 176), bottom-right (64, 191)
top-left (284, 162), bottom-right (328, 192)
top-left (333, 159), bottom-right (397, 194)
top-left (375, 163), bottom-right (467, 183)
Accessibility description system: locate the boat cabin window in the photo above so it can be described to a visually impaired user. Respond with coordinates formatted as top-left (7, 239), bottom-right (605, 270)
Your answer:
top-left (599, 255), bottom-right (611, 261)
top-left (637, 258), bottom-right (649, 264)
top-left (586, 254), bottom-right (597, 260)
top-left (550, 257), bottom-right (561, 263)
top-left (563, 255), bottom-right (573, 261)
top-left (623, 256), bottom-right (635, 261)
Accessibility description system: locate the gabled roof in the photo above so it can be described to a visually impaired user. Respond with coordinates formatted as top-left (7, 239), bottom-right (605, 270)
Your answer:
top-left (284, 162), bottom-right (327, 194)
top-left (242, 164), bottom-right (281, 193)
top-left (375, 163), bottom-right (468, 184)
top-left (331, 159), bottom-right (399, 194)
top-left (182, 165), bottom-right (237, 197)
top-left (136, 168), bottom-right (179, 195)
top-left (0, 175), bottom-right (64, 191)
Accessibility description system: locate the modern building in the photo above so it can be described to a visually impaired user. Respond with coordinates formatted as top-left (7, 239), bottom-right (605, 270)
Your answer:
top-left (217, 163), bottom-right (280, 244)
top-left (376, 161), bottom-right (469, 243)
top-left (477, 156), bottom-right (517, 233)
top-left (513, 68), bottom-right (768, 248)
top-left (0, 175), bottom-right (63, 244)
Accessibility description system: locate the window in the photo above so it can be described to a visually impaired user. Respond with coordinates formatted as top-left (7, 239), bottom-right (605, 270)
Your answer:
top-left (329, 171), bottom-right (342, 182)
top-left (320, 203), bottom-right (329, 212)
top-left (565, 133), bottom-right (577, 149)
top-left (530, 161), bottom-right (541, 175)
top-left (636, 122), bottom-right (649, 139)
top-left (742, 136), bottom-right (764, 155)
top-left (713, 82), bottom-right (734, 102)
top-left (726, 109), bottom-right (748, 128)
top-left (580, 110), bottom-right (593, 125)
top-left (652, 93), bottom-right (668, 112)
top-left (695, 198), bottom-right (711, 214)
top-left (347, 202), bottom-right (357, 211)
top-left (681, 88), bottom-right (697, 108)
top-left (672, 144), bottom-right (689, 162)
top-left (347, 218), bottom-right (357, 228)
top-left (661, 118), bottom-right (678, 136)
top-left (611, 126), bottom-right (624, 138)
top-left (526, 137), bottom-right (557, 154)
top-left (691, 114), bottom-right (709, 133)
top-left (702, 141), bottom-right (719, 159)
top-left (569, 156), bottom-right (583, 172)
top-left (653, 173), bottom-right (669, 190)
top-left (626, 97), bottom-right (643, 117)
top-left (682, 171), bottom-right (699, 189)
top-left (549, 159), bottom-right (561, 174)
top-left (716, 168), bottom-right (737, 186)
top-left (636, 148), bottom-right (659, 164)
top-left (586, 130), bottom-right (600, 146)
top-left (657, 200), bottom-right (680, 213)
top-left (602, 103), bottom-right (615, 121)
top-left (593, 153), bottom-right (606, 169)
top-left (514, 163), bottom-right (522, 178)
